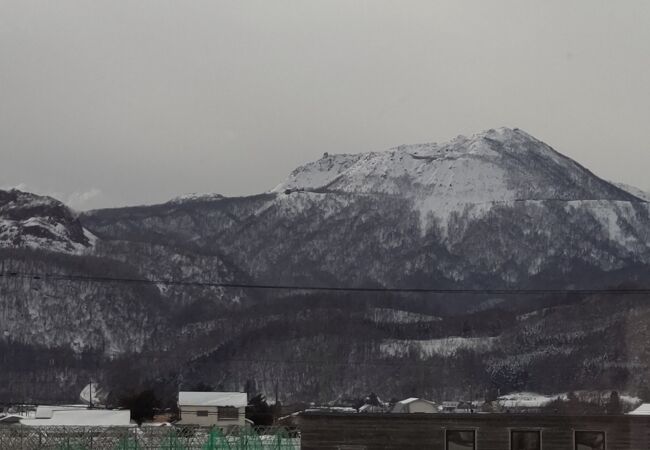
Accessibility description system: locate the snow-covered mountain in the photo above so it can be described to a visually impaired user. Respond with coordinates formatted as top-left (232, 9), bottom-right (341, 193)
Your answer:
top-left (0, 189), bottom-right (96, 254)
top-left (275, 127), bottom-right (640, 209)
top-left (274, 126), bottom-right (646, 239)
top-left (3, 127), bottom-right (650, 403)
top-left (86, 128), bottom-right (650, 289)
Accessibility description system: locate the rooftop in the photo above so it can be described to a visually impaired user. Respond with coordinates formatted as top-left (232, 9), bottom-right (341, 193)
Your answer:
top-left (397, 398), bottom-right (434, 405)
top-left (178, 391), bottom-right (248, 408)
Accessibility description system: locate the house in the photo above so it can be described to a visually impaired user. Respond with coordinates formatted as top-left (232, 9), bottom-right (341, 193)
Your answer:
top-left (439, 401), bottom-right (460, 413)
top-left (177, 392), bottom-right (247, 427)
top-left (391, 398), bottom-right (436, 414)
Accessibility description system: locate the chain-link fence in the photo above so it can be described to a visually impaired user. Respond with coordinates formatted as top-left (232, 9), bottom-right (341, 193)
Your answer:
top-left (0, 425), bottom-right (300, 450)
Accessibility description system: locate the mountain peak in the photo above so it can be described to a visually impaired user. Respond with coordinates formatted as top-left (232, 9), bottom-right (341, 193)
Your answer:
top-left (274, 128), bottom-right (640, 214)
top-left (456, 126), bottom-right (530, 143)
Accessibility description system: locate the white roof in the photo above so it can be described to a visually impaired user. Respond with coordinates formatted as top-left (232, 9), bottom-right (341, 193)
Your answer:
top-left (21, 409), bottom-right (131, 426)
top-left (398, 397), bottom-right (434, 405)
top-left (628, 403), bottom-right (650, 415)
top-left (178, 392), bottom-right (247, 408)
top-left (35, 405), bottom-right (88, 419)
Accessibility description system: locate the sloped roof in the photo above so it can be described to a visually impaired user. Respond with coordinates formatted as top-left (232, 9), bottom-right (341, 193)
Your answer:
top-left (0, 415), bottom-right (23, 424)
top-left (628, 403), bottom-right (650, 415)
top-left (178, 392), bottom-right (247, 408)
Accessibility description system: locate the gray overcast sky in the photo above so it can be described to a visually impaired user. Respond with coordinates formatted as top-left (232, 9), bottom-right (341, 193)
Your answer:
top-left (1, 0), bottom-right (649, 210)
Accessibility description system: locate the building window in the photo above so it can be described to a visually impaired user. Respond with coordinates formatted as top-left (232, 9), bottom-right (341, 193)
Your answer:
top-left (218, 406), bottom-right (239, 420)
top-left (511, 430), bottom-right (541, 450)
top-left (446, 430), bottom-right (476, 450)
top-left (575, 431), bottom-right (605, 450)
top-left (196, 410), bottom-right (209, 417)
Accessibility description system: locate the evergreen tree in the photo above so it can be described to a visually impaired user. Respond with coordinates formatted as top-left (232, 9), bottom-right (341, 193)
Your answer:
top-left (246, 394), bottom-right (273, 426)
top-left (119, 389), bottom-right (159, 425)
top-left (606, 391), bottom-right (622, 415)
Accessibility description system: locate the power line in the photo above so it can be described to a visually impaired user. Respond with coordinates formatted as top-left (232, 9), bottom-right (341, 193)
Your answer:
top-left (1, 270), bottom-right (650, 295)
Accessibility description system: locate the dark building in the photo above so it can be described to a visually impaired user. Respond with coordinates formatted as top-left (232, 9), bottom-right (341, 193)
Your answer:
top-left (294, 411), bottom-right (650, 450)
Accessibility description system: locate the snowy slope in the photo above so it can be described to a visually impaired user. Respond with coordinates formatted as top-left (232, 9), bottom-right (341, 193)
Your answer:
top-left (615, 182), bottom-right (650, 202)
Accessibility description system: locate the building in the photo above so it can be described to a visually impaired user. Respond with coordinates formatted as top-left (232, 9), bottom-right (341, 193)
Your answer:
top-left (293, 411), bottom-right (650, 449)
top-left (177, 391), bottom-right (247, 427)
top-left (0, 415), bottom-right (23, 425)
top-left (391, 398), bottom-right (436, 414)
top-left (440, 401), bottom-right (460, 413)
top-left (19, 406), bottom-right (131, 426)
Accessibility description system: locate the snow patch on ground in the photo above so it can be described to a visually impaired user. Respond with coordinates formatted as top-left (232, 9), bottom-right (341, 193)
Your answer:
top-left (380, 336), bottom-right (497, 358)
top-left (166, 193), bottom-right (225, 204)
top-left (497, 391), bottom-right (641, 409)
top-left (365, 308), bottom-right (442, 324)
top-left (497, 392), bottom-right (559, 408)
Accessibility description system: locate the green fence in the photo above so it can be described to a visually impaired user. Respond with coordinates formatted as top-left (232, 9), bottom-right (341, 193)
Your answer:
top-left (0, 426), bottom-right (300, 450)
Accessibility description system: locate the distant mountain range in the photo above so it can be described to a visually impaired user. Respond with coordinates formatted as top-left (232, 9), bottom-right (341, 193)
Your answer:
top-left (2, 127), bottom-right (650, 405)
